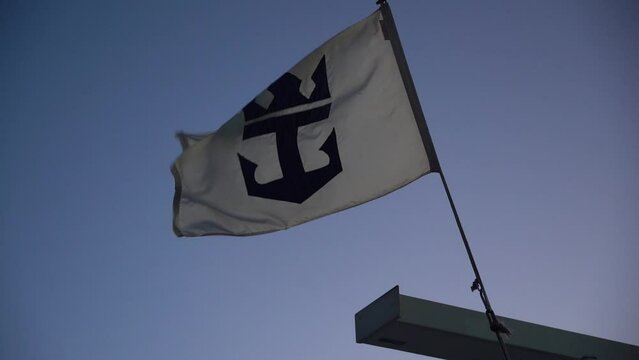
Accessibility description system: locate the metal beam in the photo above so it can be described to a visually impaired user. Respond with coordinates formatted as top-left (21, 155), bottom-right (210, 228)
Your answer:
top-left (355, 286), bottom-right (639, 359)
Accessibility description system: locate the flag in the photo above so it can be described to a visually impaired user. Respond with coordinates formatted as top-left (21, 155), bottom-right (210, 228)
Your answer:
top-left (172, 6), bottom-right (439, 236)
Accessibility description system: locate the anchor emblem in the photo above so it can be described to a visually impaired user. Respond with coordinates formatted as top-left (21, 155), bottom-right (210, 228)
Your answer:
top-left (238, 56), bottom-right (342, 204)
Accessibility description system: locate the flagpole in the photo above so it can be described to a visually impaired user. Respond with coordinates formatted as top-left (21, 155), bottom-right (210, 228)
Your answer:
top-left (377, 1), bottom-right (512, 359)
top-left (438, 170), bottom-right (512, 360)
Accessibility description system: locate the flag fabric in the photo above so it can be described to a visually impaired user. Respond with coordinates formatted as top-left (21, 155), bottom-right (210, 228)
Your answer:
top-left (172, 8), bottom-right (439, 236)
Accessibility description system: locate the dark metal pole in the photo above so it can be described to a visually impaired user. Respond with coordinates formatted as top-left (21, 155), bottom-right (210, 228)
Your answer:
top-left (377, 1), bottom-right (512, 359)
top-left (439, 170), bottom-right (512, 360)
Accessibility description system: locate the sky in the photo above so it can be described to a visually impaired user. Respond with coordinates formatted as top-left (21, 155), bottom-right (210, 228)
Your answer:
top-left (1, 0), bottom-right (638, 359)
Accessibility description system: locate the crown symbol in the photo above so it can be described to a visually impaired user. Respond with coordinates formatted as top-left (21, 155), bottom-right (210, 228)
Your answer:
top-left (242, 56), bottom-right (330, 122)
top-left (237, 55), bottom-right (342, 204)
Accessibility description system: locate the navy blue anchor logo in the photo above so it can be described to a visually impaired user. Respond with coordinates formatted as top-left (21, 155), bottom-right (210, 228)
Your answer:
top-left (238, 56), bottom-right (342, 204)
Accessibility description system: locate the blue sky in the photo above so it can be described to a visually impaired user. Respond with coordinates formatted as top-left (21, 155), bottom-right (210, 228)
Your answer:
top-left (2, 0), bottom-right (638, 359)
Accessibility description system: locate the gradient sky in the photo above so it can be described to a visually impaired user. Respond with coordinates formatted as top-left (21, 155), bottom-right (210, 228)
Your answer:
top-left (2, 1), bottom-right (638, 359)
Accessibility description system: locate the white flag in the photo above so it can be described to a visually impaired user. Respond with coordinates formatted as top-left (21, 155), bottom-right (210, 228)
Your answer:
top-left (172, 8), bottom-right (439, 236)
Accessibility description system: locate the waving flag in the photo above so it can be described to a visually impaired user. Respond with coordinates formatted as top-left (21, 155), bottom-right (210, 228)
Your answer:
top-left (172, 8), bottom-right (439, 236)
